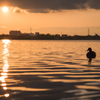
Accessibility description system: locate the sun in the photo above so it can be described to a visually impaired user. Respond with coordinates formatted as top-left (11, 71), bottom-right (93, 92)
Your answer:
top-left (2, 6), bottom-right (8, 12)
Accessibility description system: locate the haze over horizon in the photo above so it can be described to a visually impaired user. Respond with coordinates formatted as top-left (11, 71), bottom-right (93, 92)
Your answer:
top-left (0, 0), bottom-right (100, 35)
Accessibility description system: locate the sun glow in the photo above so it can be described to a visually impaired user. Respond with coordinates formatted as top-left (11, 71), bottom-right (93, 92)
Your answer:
top-left (2, 6), bottom-right (8, 12)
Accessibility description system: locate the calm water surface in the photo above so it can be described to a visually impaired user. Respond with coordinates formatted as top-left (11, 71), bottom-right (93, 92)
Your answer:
top-left (0, 40), bottom-right (100, 100)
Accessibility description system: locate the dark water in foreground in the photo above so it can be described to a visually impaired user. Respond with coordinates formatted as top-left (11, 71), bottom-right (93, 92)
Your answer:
top-left (0, 40), bottom-right (100, 100)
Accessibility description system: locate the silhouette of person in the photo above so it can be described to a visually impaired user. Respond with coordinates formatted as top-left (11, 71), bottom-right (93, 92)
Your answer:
top-left (86, 47), bottom-right (96, 62)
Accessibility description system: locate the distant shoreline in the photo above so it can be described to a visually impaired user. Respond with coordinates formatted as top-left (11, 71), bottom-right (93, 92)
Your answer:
top-left (0, 34), bottom-right (100, 40)
top-left (1, 39), bottom-right (100, 40)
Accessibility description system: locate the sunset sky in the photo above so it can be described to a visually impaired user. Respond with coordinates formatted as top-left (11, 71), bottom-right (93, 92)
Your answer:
top-left (0, 0), bottom-right (100, 35)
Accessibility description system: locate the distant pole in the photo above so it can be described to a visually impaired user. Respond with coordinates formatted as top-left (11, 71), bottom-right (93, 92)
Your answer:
top-left (88, 28), bottom-right (89, 35)
top-left (61, 31), bottom-right (62, 36)
top-left (30, 27), bottom-right (32, 33)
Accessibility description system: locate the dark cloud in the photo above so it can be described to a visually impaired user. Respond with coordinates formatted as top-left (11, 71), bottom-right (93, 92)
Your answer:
top-left (88, 0), bottom-right (100, 9)
top-left (13, 8), bottom-right (21, 13)
top-left (0, 0), bottom-right (100, 13)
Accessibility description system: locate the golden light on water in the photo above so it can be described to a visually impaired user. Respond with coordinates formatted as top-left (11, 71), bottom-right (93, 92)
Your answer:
top-left (4, 93), bottom-right (9, 97)
top-left (3, 69), bottom-right (8, 72)
top-left (0, 76), bottom-right (5, 82)
top-left (3, 87), bottom-right (7, 90)
top-left (1, 83), bottom-right (6, 86)
top-left (1, 73), bottom-right (8, 76)
top-left (0, 39), bottom-right (11, 98)
top-left (2, 39), bottom-right (11, 46)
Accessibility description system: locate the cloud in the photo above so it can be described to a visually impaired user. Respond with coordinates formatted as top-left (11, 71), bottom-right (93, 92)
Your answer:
top-left (0, 0), bottom-right (100, 13)
top-left (12, 7), bottom-right (28, 14)
top-left (13, 8), bottom-right (21, 13)
top-left (88, 0), bottom-right (100, 9)
top-left (1, 26), bottom-right (7, 29)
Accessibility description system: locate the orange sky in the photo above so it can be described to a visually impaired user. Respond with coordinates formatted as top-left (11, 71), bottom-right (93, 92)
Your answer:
top-left (0, 7), bottom-right (100, 35)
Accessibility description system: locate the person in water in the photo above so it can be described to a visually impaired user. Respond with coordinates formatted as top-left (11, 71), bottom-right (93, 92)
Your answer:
top-left (86, 47), bottom-right (96, 62)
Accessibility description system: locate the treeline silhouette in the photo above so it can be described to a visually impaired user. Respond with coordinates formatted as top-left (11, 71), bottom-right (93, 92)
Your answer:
top-left (0, 33), bottom-right (100, 40)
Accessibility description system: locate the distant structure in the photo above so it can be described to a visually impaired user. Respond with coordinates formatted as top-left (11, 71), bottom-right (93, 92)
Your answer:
top-left (30, 27), bottom-right (32, 33)
top-left (62, 34), bottom-right (67, 37)
top-left (94, 33), bottom-right (99, 37)
top-left (87, 28), bottom-right (92, 37)
top-left (9, 31), bottom-right (22, 36)
top-left (61, 31), bottom-right (62, 36)
top-left (23, 33), bottom-right (34, 36)
top-left (35, 32), bottom-right (39, 36)
top-left (29, 33), bottom-right (34, 36)
top-left (88, 28), bottom-right (90, 36)
top-left (22, 33), bottom-right (30, 36)
top-left (29, 27), bottom-right (34, 36)
top-left (74, 34), bottom-right (78, 37)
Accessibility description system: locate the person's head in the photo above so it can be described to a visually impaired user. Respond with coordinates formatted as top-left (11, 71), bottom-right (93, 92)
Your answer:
top-left (87, 47), bottom-right (92, 52)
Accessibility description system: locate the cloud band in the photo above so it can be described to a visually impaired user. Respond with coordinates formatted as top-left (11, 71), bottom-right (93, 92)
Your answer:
top-left (0, 0), bottom-right (100, 13)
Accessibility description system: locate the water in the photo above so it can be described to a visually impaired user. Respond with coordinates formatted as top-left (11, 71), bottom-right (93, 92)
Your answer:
top-left (0, 40), bottom-right (100, 100)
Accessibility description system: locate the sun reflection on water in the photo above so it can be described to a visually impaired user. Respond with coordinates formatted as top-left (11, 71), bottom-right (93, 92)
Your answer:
top-left (4, 93), bottom-right (10, 97)
top-left (0, 39), bottom-right (11, 98)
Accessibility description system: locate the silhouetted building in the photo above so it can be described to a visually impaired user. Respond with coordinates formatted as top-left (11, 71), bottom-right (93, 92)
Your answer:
top-left (94, 33), bottom-right (99, 37)
top-left (62, 34), bottom-right (67, 37)
top-left (87, 34), bottom-right (92, 37)
top-left (29, 33), bottom-right (34, 36)
top-left (35, 32), bottom-right (39, 36)
top-left (22, 33), bottom-right (34, 36)
top-left (74, 35), bottom-right (79, 37)
top-left (22, 33), bottom-right (30, 36)
top-left (9, 31), bottom-right (22, 36)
